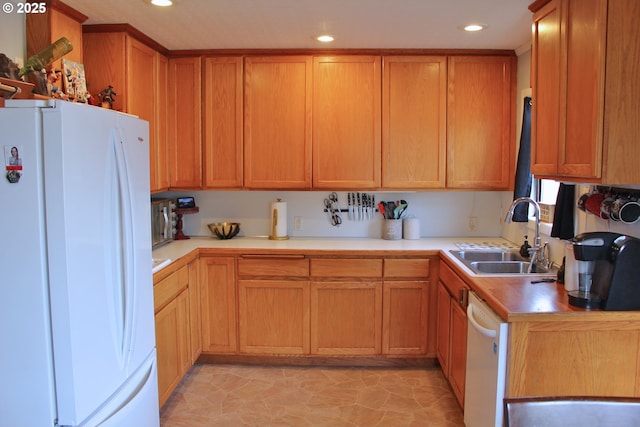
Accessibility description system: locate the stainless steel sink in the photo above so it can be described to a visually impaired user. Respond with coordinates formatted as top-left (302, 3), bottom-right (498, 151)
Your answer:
top-left (469, 261), bottom-right (553, 274)
top-left (449, 250), bottom-right (557, 275)
top-left (453, 250), bottom-right (525, 262)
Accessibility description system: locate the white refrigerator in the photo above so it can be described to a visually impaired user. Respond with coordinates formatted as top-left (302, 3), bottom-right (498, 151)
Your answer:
top-left (0, 100), bottom-right (160, 427)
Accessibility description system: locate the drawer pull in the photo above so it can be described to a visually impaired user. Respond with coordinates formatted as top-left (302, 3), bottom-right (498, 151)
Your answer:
top-left (240, 254), bottom-right (306, 259)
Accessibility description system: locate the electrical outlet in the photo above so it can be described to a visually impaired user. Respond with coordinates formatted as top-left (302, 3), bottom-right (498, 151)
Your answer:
top-left (468, 216), bottom-right (478, 232)
top-left (294, 216), bottom-right (303, 231)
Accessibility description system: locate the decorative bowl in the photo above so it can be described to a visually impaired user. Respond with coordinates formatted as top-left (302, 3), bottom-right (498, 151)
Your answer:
top-left (207, 222), bottom-right (240, 240)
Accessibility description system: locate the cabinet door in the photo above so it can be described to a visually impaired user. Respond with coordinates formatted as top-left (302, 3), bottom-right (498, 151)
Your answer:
top-left (310, 281), bottom-right (382, 355)
top-left (382, 56), bottom-right (447, 189)
top-left (155, 288), bottom-right (189, 407)
top-left (238, 279), bottom-right (310, 354)
top-left (82, 32), bottom-right (127, 112)
top-left (200, 257), bottom-right (237, 353)
top-left (531, 0), bottom-right (563, 176)
top-left (127, 39), bottom-right (165, 192)
top-left (313, 56), bottom-right (381, 189)
top-left (449, 299), bottom-right (467, 407)
top-left (168, 56), bottom-right (202, 189)
top-left (27, 5), bottom-right (85, 73)
top-left (187, 259), bottom-right (201, 363)
top-left (560, 0), bottom-right (607, 178)
top-left (244, 56), bottom-right (312, 189)
top-left (203, 56), bottom-right (243, 188)
top-left (446, 56), bottom-right (515, 189)
top-left (436, 281), bottom-right (451, 376)
top-left (382, 280), bottom-right (429, 355)
top-left (154, 53), bottom-right (170, 191)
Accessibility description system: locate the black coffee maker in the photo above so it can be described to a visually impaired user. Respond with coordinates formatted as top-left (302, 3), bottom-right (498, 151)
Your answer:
top-left (570, 232), bottom-right (640, 310)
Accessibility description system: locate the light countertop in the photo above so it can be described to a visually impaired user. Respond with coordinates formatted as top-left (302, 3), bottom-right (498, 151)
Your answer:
top-left (152, 236), bottom-right (640, 321)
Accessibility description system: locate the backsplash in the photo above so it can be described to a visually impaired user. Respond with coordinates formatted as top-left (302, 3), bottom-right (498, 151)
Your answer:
top-left (156, 190), bottom-right (510, 239)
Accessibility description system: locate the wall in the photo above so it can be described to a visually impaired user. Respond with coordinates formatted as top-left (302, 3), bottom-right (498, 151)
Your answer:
top-left (158, 190), bottom-right (510, 239)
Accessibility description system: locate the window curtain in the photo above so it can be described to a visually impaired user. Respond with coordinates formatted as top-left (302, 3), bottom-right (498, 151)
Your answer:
top-left (511, 96), bottom-right (532, 222)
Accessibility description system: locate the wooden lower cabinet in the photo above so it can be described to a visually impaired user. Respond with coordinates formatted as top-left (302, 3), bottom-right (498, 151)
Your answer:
top-left (310, 281), bottom-right (383, 355)
top-left (197, 254), bottom-right (434, 362)
top-left (382, 280), bottom-right (429, 355)
top-left (238, 279), bottom-right (310, 354)
top-left (200, 256), bottom-right (237, 353)
top-left (449, 298), bottom-right (467, 406)
top-left (436, 261), bottom-right (470, 407)
top-left (436, 282), bottom-right (452, 375)
top-left (507, 319), bottom-right (640, 397)
top-left (187, 259), bottom-right (201, 363)
top-left (154, 265), bottom-right (191, 407)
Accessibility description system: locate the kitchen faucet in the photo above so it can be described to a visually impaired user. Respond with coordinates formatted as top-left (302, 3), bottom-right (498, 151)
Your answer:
top-left (504, 197), bottom-right (551, 273)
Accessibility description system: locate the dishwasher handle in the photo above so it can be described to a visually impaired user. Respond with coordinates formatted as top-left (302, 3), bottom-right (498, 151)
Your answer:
top-left (467, 303), bottom-right (497, 338)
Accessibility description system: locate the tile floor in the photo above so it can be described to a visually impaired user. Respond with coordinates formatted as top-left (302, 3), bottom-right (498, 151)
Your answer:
top-left (160, 363), bottom-right (465, 426)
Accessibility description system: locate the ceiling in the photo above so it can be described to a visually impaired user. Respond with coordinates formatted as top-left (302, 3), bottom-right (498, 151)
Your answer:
top-left (62, 0), bottom-right (534, 52)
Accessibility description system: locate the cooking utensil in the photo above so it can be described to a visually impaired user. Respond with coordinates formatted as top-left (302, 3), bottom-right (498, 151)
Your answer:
top-left (378, 201), bottom-right (387, 218)
top-left (324, 192), bottom-right (342, 226)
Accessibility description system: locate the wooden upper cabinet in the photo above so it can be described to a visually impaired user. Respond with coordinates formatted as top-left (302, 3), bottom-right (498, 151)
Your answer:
top-left (168, 56), bottom-right (202, 189)
top-left (446, 55), bottom-right (515, 190)
top-left (531, 0), bottom-right (640, 184)
top-left (532, 0), bottom-right (606, 179)
top-left (127, 39), bottom-right (168, 192)
top-left (244, 56), bottom-right (312, 189)
top-left (382, 56), bottom-right (447, 189)
top-left (530, 0), bottom-right (562, 176)
top-left (26, 1), bottom-right (87, 71)
top-left (203, 57), bottom-right (243, 189)
top-left (83, 29), bottom-right (169, 192)
top-left (313, 56), bottom-right (382, 189)
top-left (82, 32), bottom-right (128, 112)
top-left (154, 54), bottom-right (170, 192)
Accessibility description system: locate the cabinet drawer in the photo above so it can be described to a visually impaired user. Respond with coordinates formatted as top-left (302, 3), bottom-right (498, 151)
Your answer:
top-left (154, 265), bottom-right (189, 312)
top-left (384, 258), bottom-right (430, 278)
top-left (440, 262), bottom-right (468, 297)
top-left (311, 258), bottom-right (382, 278)
top-left (238, 256), bottom-right (309, 277)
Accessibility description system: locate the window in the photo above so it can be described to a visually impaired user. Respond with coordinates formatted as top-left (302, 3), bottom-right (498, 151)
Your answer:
top-left (532, 178), bottom-right (560, 223)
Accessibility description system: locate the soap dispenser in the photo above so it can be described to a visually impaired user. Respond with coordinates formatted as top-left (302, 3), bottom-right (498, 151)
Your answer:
top-left (519, 235), bottom-right (532, 258)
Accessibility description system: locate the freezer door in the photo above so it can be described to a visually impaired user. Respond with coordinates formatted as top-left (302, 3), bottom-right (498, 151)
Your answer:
top-left (80, 350), bottom-right (159, 427)
top-left (41, 102), bottom-right (156, 426)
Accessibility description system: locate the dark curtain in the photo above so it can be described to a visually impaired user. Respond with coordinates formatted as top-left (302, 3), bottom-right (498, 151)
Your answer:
top-left (551, 183), bottom-right (575, 239)
top-left (512, 96), bottom-right (532, 222)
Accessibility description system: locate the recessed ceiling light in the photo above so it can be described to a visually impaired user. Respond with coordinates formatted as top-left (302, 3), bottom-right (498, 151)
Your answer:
top-left (316, 35), bottom-right (335, 43)
top-left (463, 24), bottom-right (487, 32)
top-left (150, 0), bottom-right (173, 6)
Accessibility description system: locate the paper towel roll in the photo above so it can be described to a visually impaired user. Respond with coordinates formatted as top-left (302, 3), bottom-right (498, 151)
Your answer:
top-left (403, 218), bottom-right (420, 240)
top-left (269, 199), bottom-right (289, 240)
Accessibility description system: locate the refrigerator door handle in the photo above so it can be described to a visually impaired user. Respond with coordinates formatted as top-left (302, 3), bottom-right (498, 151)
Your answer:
top-left (115, 127), bottom-right (136, 364)
top-left (106, 128), bottom-right (136, 365)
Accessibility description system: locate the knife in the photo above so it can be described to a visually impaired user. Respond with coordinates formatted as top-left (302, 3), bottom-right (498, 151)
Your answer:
top-left (348, 192), bottom-right (352, 220)
top-left (364, 193), bottom-right (369, 220)
top-left (357, 192), bottom-right (361, 221)
top-left (371, 195), bottom-right (376, 220)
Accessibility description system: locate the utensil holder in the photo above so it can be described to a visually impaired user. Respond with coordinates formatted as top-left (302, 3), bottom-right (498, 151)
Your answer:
top-left (382, 219), bottom-right (402, 240)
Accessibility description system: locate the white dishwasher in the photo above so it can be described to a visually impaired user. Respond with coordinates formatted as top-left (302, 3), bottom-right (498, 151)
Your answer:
top-left (464, 292), bottom-right (509, 427)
